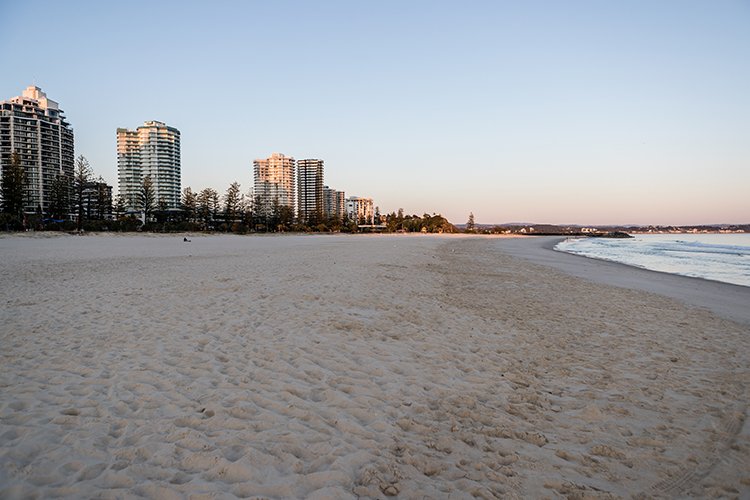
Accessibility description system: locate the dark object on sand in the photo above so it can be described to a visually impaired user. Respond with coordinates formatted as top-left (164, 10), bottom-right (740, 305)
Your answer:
top-left (183, 237), bottom-right (191, 242)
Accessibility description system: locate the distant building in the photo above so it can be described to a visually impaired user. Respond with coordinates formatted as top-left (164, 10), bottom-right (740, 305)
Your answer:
top-left (346, 196), bottom-right (374, 224)
top-left (323, 186), bottom-right (346, 220)
top-left (0, 86), bottom-right (74, 214)
top-left (253, 152), bottom-right (295, 217)
top-left (297, 159), bottom-right (324, 222)
top-left (117, 121), bottom-right (181, 213)
top-left (81, 180), bottom-right (113, 220)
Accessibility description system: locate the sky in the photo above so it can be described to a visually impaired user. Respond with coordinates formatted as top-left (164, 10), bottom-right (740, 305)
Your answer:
top-left (1, 0), bottom-right (748, 225)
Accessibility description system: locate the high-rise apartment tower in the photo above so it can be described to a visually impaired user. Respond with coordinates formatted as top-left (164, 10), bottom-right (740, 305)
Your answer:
top-left (117, 121), bottom-right (181, 213)
top-left (297, 159), bottom-right (324, 222)
top-left (323, 186), bottom-right (346, 221)
top-left (253, 153), bottom-right (296, 216)
top-left (0, 86), bottom-right (74, 214)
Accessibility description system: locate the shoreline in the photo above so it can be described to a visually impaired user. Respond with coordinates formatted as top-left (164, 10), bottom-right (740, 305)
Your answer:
top-left (550, 238), bottom-right (750, 289)
top-left (493, 235), bottom-right (750, 327)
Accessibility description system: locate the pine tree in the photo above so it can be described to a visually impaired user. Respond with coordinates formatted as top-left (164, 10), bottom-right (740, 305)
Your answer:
top-left (95, 177), bottom-right (110, 220)
top-left (141, 175), bottom-right (155, 224)
top-left (252, 194), bottom-right (263, 230)
top-left (113, 194), bottom-right (127, 219)
top-left (223, 181), bottom-right (241, 227)
top-left (48, 173), bottom-right (71, 220)
top-left (73, 155), bottom-right (92, 231)
top-left (1, 151), bottom-right (27, 220)
top-left (181, 187), bottom-right (197, 222)
top-left (197, 187), bottom-right (219, 228)
top-left (466, 212), bottom-right (475, 232)
top-left (269, 197), bottom-right (281, 231)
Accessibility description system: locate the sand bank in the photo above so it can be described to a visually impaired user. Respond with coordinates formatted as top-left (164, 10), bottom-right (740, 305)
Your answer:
top-left (494, 235), bottom-right (750, 327)
top-left (1, 233), bottom-right (748, 498)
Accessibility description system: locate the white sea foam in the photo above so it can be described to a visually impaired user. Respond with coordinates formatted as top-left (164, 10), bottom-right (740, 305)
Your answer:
top-left (555, 233), bottom-right (750, 287)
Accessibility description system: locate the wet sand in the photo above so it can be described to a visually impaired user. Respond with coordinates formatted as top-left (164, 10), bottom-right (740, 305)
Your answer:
top-left (494, 235), bottom-right (750, 326)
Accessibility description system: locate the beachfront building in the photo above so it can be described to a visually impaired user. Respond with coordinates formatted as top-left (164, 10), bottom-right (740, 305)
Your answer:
top-left (0, 86), bottom-right (74, 214)
top-left (253, 153), bottom-right (295, 217)
top-left (81, 180), bottom-right (113, 220)
top-left (346, 196), bottom-right (374, 224)
top-left (117, 121), bottom-right (181, 213)
top-left (297, 159), bottom-right (324, 223)
top-left (323, 186), bottom-right (346, 221)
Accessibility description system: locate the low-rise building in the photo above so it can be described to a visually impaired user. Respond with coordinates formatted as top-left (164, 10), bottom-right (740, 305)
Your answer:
top-left (82, 180), bottom-right (113, 220)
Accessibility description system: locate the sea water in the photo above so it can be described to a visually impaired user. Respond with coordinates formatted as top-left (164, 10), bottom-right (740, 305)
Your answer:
top-left (555, 233), bottom-right (750, 287)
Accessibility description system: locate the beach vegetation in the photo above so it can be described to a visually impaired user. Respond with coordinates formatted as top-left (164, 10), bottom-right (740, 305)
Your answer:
top-left (223, 182), bottom-right (242, 229)
top-left (141, 175), bottom-right (155, 224)
top-left (97, 178), bottom-right (111, 220)
top-left (382, 210), bottom-right (457, 233)
top-left (465, 212), bottom-right (476, 233)
top-left (248, 194), bottom-right (263, 231)
top-left (1, 151), bottom-right (27, 227)
top-left (48, 173), bottom-right (71, 221)
top-left (197, 187), bottom-right (219, 229)
top-left (181, 187), bottom-right (197, 222)
top-left (277, 205), bottom-right (295, 231)
top-left (1, 172), bottom-right (465, 234)
top-left (73, 155), bottom-right (93, 232)
top-left (112, 194), bottom-right (127, 219)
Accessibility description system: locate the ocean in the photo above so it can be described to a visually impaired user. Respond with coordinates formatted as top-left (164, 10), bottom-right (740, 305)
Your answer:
top-left (555, 233), bottom-right (750, 287)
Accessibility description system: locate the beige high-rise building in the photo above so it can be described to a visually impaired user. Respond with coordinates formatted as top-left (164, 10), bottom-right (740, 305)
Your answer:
top-left (323, 186), bottom-right (345, 221)
top-left (297, 159), bottom-right (324, 222)
top-left (253, 153), bottom-right (295, 216)
top-left (117, 121), bottom-right (181, 213)
top-left (0, 86), bottom-right (74, 214)
top-left (346, 196), bottom-right (374, 224)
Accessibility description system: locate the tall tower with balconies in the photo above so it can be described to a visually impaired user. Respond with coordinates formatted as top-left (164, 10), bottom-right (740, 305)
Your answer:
top-left (253, 153), bottom-right (296, 217)
top-left (297, 159), bottom-right (324, 223)
top-left (117, 121), bottom-right (181, 213)
top-left (0, 86), bottom-right (74, 214)
top-left (323, 185), bottom-right (345, 221)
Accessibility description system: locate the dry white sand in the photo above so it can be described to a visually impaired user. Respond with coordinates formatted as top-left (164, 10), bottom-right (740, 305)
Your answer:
top-left (1, 233), bottom-right (748, 499)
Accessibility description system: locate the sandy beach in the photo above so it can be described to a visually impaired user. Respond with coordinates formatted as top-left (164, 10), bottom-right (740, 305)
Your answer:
top-left (1, 233), bottom-right (748, 498)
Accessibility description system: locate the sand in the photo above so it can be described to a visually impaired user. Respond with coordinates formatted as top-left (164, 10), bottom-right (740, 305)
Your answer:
top-left (495, 236), bottom-right (750, 327)
top-left (0, 233), bottom-right (748, 498)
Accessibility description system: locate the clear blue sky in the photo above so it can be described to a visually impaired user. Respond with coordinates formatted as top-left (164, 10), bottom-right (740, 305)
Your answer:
top-left (2, 0), bottom-right (748, 225)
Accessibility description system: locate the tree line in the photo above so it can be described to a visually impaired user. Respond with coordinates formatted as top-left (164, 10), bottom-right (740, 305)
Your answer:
top-left (2, 153), bottom-right (458, 233)
top-left (1, 153), bottom-right (110, 231)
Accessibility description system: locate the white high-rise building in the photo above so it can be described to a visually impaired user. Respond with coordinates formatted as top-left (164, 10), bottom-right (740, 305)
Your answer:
top-left (0, 86), bottom-right (74, 214)
top-left (346, 196), bottom-right (374, 224)
top-left (253, 153), bottom-right (295, 217)
top-left (323, 186), bottom-right (345, 220)
top-left (297, 159), bottom-right (324, 222)
top-left (117, 121), bottom-right (181, 213)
